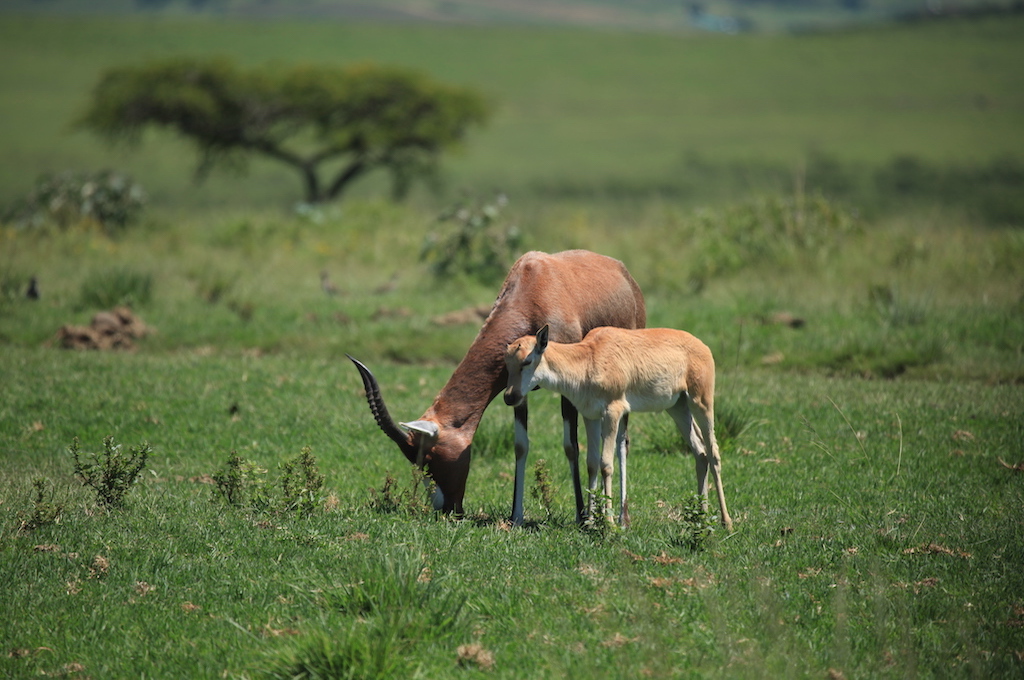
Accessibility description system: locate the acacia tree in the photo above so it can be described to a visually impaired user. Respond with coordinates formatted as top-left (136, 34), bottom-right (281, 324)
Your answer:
top-left (77, 58), bottom-right (490, 203)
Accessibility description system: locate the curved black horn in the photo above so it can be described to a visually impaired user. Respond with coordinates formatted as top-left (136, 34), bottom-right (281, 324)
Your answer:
top-left (347, 355), bottom-right (418, 462)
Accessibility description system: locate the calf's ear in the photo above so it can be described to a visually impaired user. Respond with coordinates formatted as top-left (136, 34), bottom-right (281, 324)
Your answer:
top-left (535, 324), bottom-right (550, 353)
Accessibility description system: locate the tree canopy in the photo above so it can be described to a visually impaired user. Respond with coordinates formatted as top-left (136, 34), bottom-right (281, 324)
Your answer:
top-left (77, 58), bottom-right (491, 203)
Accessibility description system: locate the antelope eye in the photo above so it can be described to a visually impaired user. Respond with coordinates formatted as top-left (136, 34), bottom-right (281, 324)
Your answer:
top-left (521, 359), bottom-right (532, 367)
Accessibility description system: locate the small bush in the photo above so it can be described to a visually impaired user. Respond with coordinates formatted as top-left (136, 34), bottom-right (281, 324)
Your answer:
top-left (212, 448), bottom-right (327, 516)
top-left (531, 459), bottom-right (555, 520)
top-left (714, 403), bottom-right (763, 445)
top-left (77, 267), bottom-right (153, 309)
top-left (420, 193), bottom-right (522, 284)
top-left (677, 494), bottom-right (716, 552)
top-left (326, 554), bottom-right (466, 625)
top-left (70, 435), bottom-right (151, 509)
top-left (582, 487), bottom-right (617, 535)
top-left (16, 478), bottom-right (64, 534)
top-left (868, 283), bottom-right (929, 328)
top-left (280, 447), bottom-right (325, 518)
top-left (211, 451), bottom-right (270, 512)
top-left (368, 468), bottom-right (434, 517)
top-left (3, 170), bottom-right (146, 233)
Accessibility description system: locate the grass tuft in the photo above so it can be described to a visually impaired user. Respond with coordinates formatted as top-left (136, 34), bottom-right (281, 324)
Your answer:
top-left (266, 628), bottom-right (414, 680)
top-left (77, 267), bottom-right (153, 310)
top-left (14, 478), bottom-right (64, 535)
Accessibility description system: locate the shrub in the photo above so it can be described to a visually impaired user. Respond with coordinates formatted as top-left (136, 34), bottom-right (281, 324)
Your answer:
top-left (676, 494), bottom-right (716, 552)
top-left (817, 337), bottom-right (945, 379)
top-left (69, 435), bottom-right (151, 509)
top-left (420, 193), bottom-right (522, 284)
top-left (16, 478), bottom-right (64, 534)
top-left (211, 452), bottom-right (270, 512)
top-left (714, 403), bottom-right (763, 445)
top-left (582, 487), bottom-right (617, 535)
top-left (267, 630), bottom-right (413, 680)
top-left (280, 447), bottom-right (325, 518)
top-left (212, 448), bottom-right (327, 516)
top-left (3, 170), bottom-right (146, 233)
top-left (531, 459), bottom-right (555, 521)
top-left (368, 468), bottom-right (434, 517)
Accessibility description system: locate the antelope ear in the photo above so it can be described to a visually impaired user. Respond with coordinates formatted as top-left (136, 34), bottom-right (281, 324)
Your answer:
top-left (535, 324), bottom-right (550, 353)
top-left (401, 420), bottom-right (439, 440)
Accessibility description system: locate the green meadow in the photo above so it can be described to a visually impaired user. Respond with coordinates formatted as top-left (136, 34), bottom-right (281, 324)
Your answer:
top-left (1, 11), bottom-right (1023, 679)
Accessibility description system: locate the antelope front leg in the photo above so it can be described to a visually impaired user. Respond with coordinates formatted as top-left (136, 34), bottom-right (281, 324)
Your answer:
top-left (583, 417), bottom-right (603, 521)
top-left (561, 397), bottom-right (586, 525)
top-left (509, 400), bottom-right (529, 526)
top-left (600, 407), bottom-right (625, 525)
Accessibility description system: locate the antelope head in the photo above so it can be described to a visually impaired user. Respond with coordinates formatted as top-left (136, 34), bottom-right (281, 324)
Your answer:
top-left (503, 324), bottom-right (549, 408)
top-left (347, 355), bottom-right (464, 514)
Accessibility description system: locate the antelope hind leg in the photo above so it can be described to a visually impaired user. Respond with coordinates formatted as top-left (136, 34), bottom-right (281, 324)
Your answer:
top-left (668, 402), bottom-right (711, 513)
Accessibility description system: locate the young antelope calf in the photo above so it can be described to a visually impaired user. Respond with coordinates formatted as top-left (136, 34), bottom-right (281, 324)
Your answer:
top-left (504, 324), bottom-right (732, 530)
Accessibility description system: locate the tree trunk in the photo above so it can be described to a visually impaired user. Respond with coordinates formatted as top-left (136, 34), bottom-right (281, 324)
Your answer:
top-left (325, 159), bottom-right (368, 201)
top-left (249, 141), bottom-right (327, 204)
top-left (248, 141), bottom-right (369, 204)
top-left (301, 165), bottom-right (322, 204)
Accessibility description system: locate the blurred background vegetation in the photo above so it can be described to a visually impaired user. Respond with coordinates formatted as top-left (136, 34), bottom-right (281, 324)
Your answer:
top-left (0, 1), bottom-right (1022, 380)
top-left (1, 1), bottom-right (1022, 214)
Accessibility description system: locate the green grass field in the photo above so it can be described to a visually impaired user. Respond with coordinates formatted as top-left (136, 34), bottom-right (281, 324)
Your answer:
top-left (1, 333), bottom-right (1022, 678)
top-left (2, 197), bottom-right (1022, 677)
top-left (1, 10), bottom-right (1023, 680)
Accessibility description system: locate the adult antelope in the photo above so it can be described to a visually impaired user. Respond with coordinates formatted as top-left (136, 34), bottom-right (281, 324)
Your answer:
top-left (348, 250), bottom-right (646, 525)
top-left (504, 324), bottom-right (733, 531)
